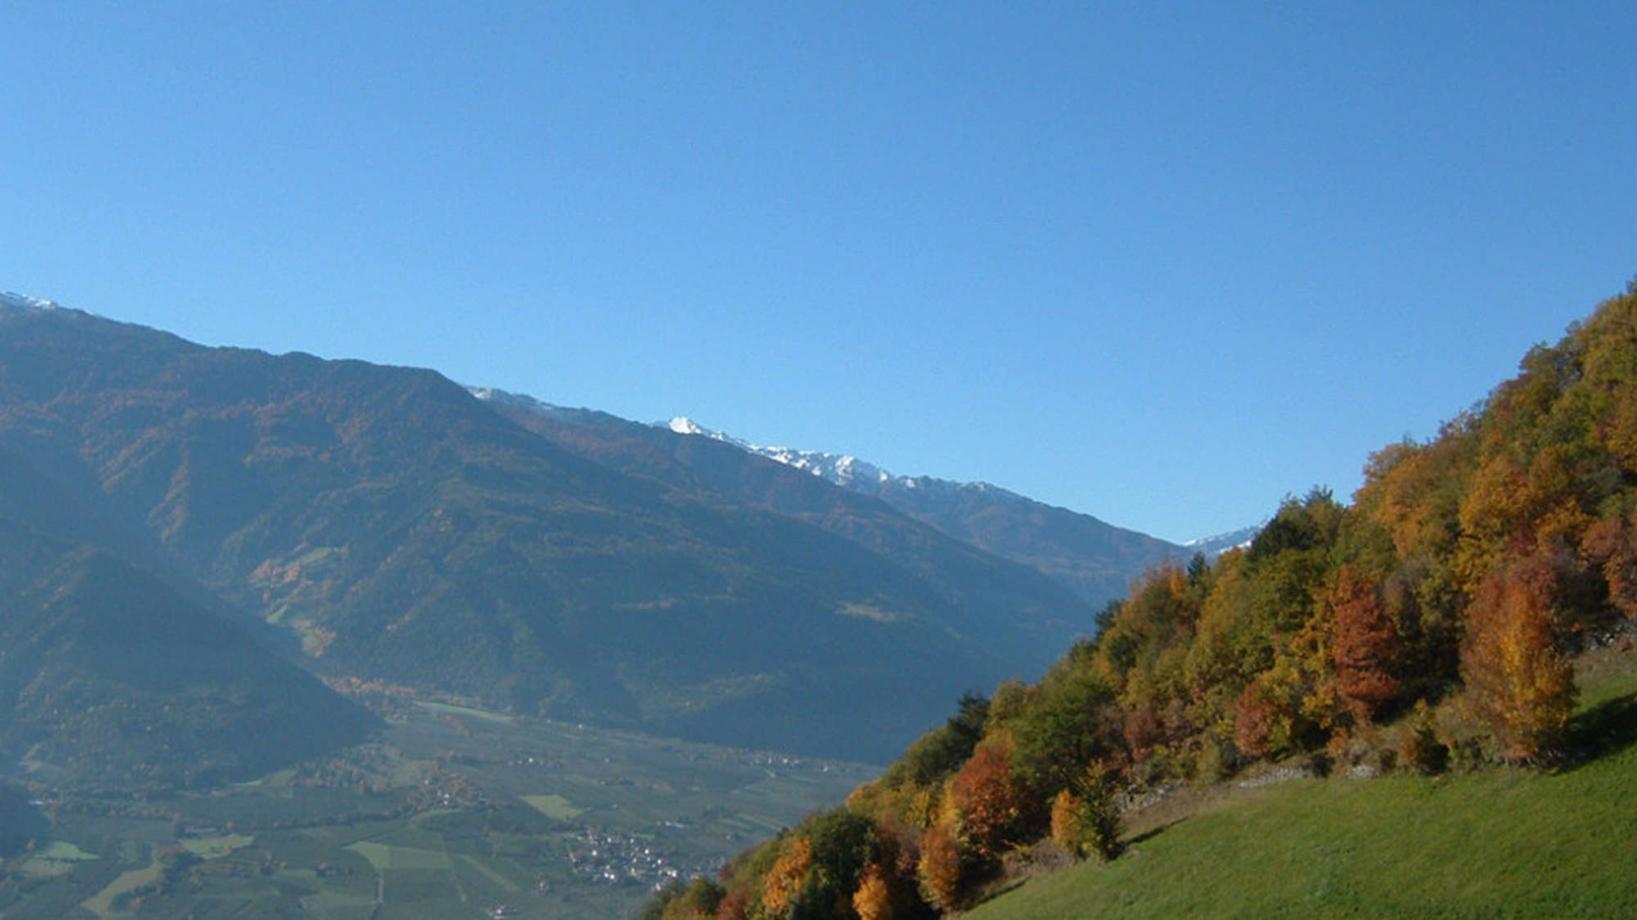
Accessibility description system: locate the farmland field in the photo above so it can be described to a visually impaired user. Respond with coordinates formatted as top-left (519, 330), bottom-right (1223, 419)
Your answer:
top-left (0, 700), bottom-right (876, 919)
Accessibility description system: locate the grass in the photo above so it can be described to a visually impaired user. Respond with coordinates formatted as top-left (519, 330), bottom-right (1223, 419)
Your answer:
top-left (178, 833), bottom-right (254, 859)
top-left (415, 699), bottom-right (517, 724)
top-left (79, 851), bottom-right (160, 919)
top-left (346, 840), bottom-right (452, 871)
top-left (522, 794), bottom-right (585, 821)
top-left (32, 841), bottom-right (100, 862)
top-left (968, 653), bottom-right (1637, 920)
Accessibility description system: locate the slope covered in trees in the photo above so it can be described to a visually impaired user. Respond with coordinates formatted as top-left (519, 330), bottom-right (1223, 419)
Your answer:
top-left (0, 446), bottom-right (376, 786)
top-left (960, 653), bottom-right (1637, 918)
top-left (480, 392), bottom-right (1094, 671)
top-left (645, 282), bottom-right (1637, 919)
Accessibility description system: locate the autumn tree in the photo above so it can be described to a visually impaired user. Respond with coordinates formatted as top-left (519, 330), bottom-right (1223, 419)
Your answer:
top-left (857, 820), bottom-right (929, 920)
top-left (1233, 679), bottom-right (1277, 759)
top-left (852, 864), bottom-right (893, 920)
top-left (1049, 788), bottom-right (1082, 855)
top-left (945, 737), bottom-right (1025, 860)
top-left (1461, 555), bottom-right (1576, 762)
top-left (1329, 566), bottom-right (1400, 719)
top-left (1049, 762), bottom-right (1121, 861)
top-left (714, 889), bottom-right (749, 920)
top-left (1395, 700), bottom-right (1449, 774)
top-left (1582, 511), bottom-right (1637, 619)
top-left (915, 821), bottom-right (963, 912)
top-left (761, 837), bottom-right (812, 919)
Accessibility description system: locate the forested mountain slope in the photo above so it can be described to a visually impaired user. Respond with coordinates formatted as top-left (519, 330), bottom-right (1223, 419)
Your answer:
top-left (0, 446), bottom-right (375, 786)
top-left (0, 301), bottom-right (1091, 761)
top-left (476, 390), bottom-right (1093, 671)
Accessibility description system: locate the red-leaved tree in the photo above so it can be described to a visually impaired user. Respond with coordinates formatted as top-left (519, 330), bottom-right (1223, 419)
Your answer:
top-left (1330, 566), bottom-right (1400, 719)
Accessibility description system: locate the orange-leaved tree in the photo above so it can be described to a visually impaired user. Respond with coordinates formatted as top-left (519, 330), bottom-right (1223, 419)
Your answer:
top-left (852, 864), bottom-right (893, 920)
top-left (945, 736), bottom-right (1025, 861)
top-left (916, 821), bottom-right (963, 912)
top-left (760, 836), bottom-right (812, 919)
top-left (1461, 553), bottom-right (1576, 762)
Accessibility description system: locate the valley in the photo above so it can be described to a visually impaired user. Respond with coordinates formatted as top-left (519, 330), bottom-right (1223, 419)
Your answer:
top-left (0, 695), bottom-right (875, 919)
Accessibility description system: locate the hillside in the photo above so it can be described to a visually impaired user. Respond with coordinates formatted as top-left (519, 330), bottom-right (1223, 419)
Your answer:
top-left (0, 515), bottom-right (375, 787)
top-left (0, 301), bottom-right (1091, 762)
top-left (475, 389), bottom-right (1094, 671)
top-left (643, 282), bottom-right (1637, 919)
top-left (0, 444), bottom-right (375, 786)
top-left (966, 653), bottom-right (1637, 918)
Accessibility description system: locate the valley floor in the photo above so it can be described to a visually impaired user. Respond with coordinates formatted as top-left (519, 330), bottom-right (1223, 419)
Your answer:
top-left (0, 699), bottom-right (875, 920)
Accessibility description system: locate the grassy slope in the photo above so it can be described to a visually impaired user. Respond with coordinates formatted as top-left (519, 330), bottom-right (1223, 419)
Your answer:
top-left (969, 654), bottom-right (1637, 919)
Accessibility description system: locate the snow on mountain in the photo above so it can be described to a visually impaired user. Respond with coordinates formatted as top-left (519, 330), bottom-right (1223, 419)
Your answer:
top-left (469, 387), bottom-right (1189, 606)
top-left (480, 394), bottom-right (1238, 571)
top-left (667, 416), bottom-right (715, 437)
top-left (1182, 523), bottom-right (1264, 559)
top-left (0, 291), bottom-right (61, 311)
top-left (467, 386), bottom-right (593, 423)
top-left (664, 417), bottom-right (949, 493)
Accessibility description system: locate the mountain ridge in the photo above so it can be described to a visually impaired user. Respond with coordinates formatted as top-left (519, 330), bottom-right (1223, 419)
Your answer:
top-left (473, 391), bottom-right (1194, 609)
top-left (0, 301), bottom-right (1094, 762)
top-left (650, 411), bottom-right (1191, 607)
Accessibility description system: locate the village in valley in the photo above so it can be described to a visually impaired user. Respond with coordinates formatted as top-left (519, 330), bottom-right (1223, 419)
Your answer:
top-left (0, 691), bottom-right (873, 920)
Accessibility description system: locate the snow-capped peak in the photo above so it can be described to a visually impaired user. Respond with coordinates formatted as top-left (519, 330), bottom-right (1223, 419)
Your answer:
top-left (661, 416), bottom-right (901, 492)
top-left (667, 416), bottom-right (711, 437)
top-left (0, 291), bottom-right (61, 311)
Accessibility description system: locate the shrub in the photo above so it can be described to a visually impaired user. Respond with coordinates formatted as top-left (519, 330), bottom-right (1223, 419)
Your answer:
top-left (1396, 701), bottom-right (1449, 774)
top-left (1047, 764), bottom-right (1121, 861)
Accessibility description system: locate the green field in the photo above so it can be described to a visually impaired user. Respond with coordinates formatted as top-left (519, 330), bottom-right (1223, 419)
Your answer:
top-left (0, 702), bottom-right (875, 919)
top-left (79, 853), bottom-right (160, 920)
top-left (968, 654), bottom-right (1637, 919)
top-left (522, 794), bottom-right (585, 821)
top-left (178, 835), bottom-right (255, 860)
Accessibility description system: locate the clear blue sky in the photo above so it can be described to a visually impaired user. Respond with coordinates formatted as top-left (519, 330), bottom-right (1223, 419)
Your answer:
top-left (2, 2), bottom-right (1633, 543)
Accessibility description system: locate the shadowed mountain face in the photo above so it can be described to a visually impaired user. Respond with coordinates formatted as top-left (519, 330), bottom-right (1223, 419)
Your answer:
top-left (0, 446), bottom-right (375, 786)
top-left (0, 785), bottom-right (48, 857)
top-left (0, 304), bottom-right (1093, 761)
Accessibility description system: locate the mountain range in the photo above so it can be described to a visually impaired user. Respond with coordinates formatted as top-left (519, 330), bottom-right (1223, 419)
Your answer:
top-left (0, 293), bottom-right (1221, 771)
top-left (647, 413), bottom-right (1191, 607)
